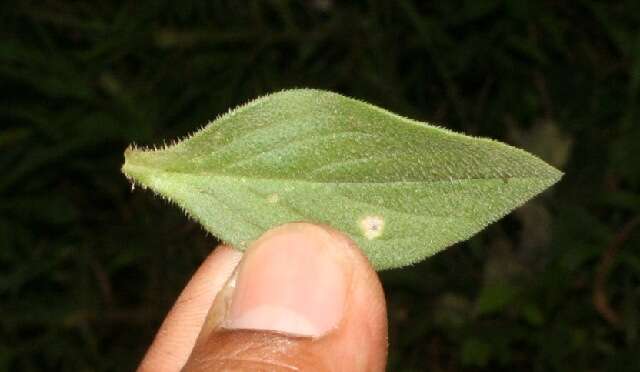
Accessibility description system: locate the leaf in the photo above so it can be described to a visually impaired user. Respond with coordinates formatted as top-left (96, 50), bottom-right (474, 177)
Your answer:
top-left (122, 89), bottom-right (562, 270)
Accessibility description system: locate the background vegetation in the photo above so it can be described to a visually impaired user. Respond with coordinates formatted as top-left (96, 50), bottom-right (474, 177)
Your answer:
top-left (2, 1), bottom-right (639, 370)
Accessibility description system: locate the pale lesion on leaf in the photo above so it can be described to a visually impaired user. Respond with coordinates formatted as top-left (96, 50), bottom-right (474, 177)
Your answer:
top-left (360, 215), bottom-right (385, 240)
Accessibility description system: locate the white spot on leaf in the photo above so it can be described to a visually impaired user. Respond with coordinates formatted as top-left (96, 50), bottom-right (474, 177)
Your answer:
top-left (360, 215), bottom-right (384, 240)
top-left (267, 193), bottom-right (279, 203)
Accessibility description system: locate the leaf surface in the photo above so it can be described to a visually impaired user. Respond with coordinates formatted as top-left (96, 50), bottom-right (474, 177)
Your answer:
top-left (122, 89), bottom-right (562, 270)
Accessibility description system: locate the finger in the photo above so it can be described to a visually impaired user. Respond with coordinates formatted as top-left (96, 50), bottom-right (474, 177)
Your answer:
top-left (183, 223), bottom-right (388, 372)
top-left (139, 245), bottom-right (242, 372)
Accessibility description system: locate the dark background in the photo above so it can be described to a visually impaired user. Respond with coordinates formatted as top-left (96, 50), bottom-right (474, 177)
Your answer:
top-left (2, 1), bottom-right (639, 371)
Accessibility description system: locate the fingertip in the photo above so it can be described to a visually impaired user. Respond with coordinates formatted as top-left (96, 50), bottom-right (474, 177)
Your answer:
top-left (186, 223), bottom-right (388, 371)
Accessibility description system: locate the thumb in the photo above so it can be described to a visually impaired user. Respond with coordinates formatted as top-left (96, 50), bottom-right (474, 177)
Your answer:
top-left (183, 223), bottom-right (388, 371)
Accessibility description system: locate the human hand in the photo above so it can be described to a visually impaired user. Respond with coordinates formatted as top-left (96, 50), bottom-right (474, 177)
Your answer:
top-left (138, 223), bottom-right (388, 371)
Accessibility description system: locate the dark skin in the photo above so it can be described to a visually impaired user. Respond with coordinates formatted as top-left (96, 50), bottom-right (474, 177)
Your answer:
top-left (139, 223), bottom-right (388, 371)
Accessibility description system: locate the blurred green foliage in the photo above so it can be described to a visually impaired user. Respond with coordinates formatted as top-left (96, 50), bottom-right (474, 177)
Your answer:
top-left (1, 1), bottom-right (639, 371)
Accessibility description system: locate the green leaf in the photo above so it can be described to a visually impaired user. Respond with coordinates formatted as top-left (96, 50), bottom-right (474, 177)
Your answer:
top-left (122, 89), bottom-right (562, 270)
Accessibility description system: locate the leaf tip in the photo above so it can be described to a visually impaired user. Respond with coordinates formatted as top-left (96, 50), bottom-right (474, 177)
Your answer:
top-left (541, 161), bottom-right (564, 190)
top-left (121, 145), bottom-right (155, 189)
